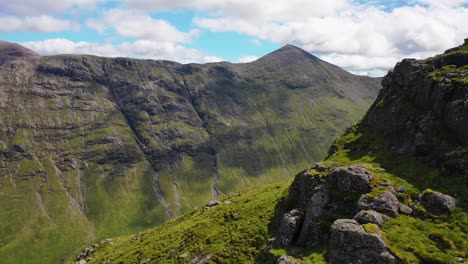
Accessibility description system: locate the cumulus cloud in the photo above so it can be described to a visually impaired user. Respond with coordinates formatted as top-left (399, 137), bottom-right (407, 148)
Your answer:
top-left (236, 55), bottom-right (259, 63)
top-left (0, 15), bottom-right (79, 32)
top-left (86, 9), bottom-right (199, 43)
top-left (0, 0), bottom-right (103, 15)
top-left (128, 0), bottom-right (350, 19)
top-left (21, 38), bottom-right (223, 63)
top-left (185, 1), bottom-right (468, 76)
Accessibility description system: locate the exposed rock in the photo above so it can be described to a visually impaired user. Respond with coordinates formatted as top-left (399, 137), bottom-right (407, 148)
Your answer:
top-left (274, 209), bottom-right (304, 247)
top-left (310, 162), bottom-right (329, 172)
top-left (329, 219), bottom-right (396, 264)
top-left (354, 210), bottom-right (386, 227)
top-left (419, 190), bottom-right (456, 214)
top-left (277, 255), bottom-right (296, 264)
top-left (357, 190), bottom-right (399, 217)
top-left (398, 204), bottom-right (413, 215)
top-left (327, 166), bottom-right (373, 194)
top-left (205, 200), bottom-right (221, 208)
top-left (295, 184), bottom-right (330, 246)
top-left (396, 186), bottom-right (407, 193)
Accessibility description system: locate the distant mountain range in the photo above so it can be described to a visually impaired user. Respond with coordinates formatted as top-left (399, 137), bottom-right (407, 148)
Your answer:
top-left (0, 40), bottom-right (380, 263)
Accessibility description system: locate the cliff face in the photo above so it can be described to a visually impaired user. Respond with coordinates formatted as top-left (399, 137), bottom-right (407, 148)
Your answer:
top-left (0, 41), bottom-right (380, 263)
top-left (364, 39), bottom-right (468, 158)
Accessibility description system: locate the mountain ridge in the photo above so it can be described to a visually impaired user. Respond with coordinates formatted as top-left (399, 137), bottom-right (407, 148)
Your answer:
top-left (0, 41), bottom-right (380, 263)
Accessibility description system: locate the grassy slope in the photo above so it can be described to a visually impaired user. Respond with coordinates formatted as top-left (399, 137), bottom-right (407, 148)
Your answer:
top-left (86, 125), bottom-right (467, 264)
top-left (84, 181), bottom-right (290, 264)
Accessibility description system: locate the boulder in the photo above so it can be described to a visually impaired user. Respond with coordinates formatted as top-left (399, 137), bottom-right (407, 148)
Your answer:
top-left (329, 219), bottom-right (396, 264)
top-left (277, 255), bottom-right (296, 264)
top-left (205, 200), bottom-right (220, 208)
top-left (327, 166), bottom-right (374, 194)
top-left (354, 210), bottom-right (386, 227)
top-left (398, 204), bottom-right (413, 215)
top-left (419, 190), bottom-right (456, 214)
top-left (357, 190), bottom-right (399, 217)
top-left (274, 209), bottom-right (304, 247)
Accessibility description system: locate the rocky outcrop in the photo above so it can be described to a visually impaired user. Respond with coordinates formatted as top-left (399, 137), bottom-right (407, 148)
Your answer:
top-left (419, 189), bottom-right (456, 214)
top-left (357, 190), bottom-right (400, 217)
top-left (329, 219), bottom-right (396, 264)
top-left (327, 166), bottom-right (373, 194)
top-left (354, 210), bottom-right (386, 227)
top-left (363, 39), bottom-right (468, 166)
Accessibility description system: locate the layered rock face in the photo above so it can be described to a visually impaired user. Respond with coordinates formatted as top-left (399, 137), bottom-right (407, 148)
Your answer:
top-left (0, 41), bottom-right (380, 263)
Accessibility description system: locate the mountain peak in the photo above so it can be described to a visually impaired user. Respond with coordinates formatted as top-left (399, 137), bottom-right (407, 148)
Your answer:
top-left (254, 43), bottom-right (321, 66)
top-left (0, 41), bottom-right (40, 63)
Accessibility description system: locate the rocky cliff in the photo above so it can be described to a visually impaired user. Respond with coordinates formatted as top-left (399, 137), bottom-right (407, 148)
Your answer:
top-left (82, 40), bottom-right (467, 264)
top-left (266, 39), bottom-right (468, 263)
top-left (0, 41), bottom-right (380, 263)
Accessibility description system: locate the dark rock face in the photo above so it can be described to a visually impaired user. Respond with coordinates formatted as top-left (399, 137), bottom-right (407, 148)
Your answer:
top-left (329, 219), bottom-right (396, 264)
top-left (363, 41), bottom-right (468, 158)
top-left (328, 166), bottom-right (374, 194)
top-left (357, 190), bottom-right (400, 217)
top-left (272, 166), bottom-right (377, 248)
top-left (419, 190), bottom-right (456, 214)
top-left (275, 209), bottom-right (304, 247)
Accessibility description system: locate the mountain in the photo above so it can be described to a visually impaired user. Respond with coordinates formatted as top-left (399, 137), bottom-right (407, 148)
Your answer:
top-left (0, 41), bottom-right (380, 263)
top-left (83, 40), bottom-right (468, 263)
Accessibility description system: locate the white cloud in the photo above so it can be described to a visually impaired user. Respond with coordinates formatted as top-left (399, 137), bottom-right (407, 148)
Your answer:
top-left (128, 0), bottom-right (350, 20)
top-left (0, 15), bottom-right (79, 32)
top-left (188, 2), bottom-right (468, 75)
top-left (236, 55), bottom-right (259, 63)
top-left (21, 38), bottom-right (223, 63)
top-left (86, 9), bottom-right (199, 43)
top-left (0, 0), bottom-right (103, 15)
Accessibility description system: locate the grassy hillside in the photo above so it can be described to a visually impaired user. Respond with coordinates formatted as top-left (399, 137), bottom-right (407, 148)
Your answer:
top-left (0, 42), bottom-right (380, 263)
top-left (80, 181), bottom-right (290, 264)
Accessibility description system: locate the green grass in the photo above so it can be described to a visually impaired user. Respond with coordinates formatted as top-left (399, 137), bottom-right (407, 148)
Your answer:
top-left (383, 211), bottom-right (467, 263)
top-left (83, 181), bottom-right (291, 264)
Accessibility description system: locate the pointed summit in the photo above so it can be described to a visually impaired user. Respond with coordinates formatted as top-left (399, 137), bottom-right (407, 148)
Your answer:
top-left (253, 44), bottom-right (322, 67)
top-left (0, 40), bottom-right (40, 64)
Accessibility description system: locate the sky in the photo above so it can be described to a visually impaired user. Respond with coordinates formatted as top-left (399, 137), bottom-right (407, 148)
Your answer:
top-left (1, 0), bottom-right (468, 76)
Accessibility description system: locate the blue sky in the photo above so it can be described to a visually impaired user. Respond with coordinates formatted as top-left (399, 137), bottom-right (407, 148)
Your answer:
top-left (1, 0), bottom-right (468, 76)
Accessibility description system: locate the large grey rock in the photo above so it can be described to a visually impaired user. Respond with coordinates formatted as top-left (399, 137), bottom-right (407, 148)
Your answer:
top-left (274, 209), bottom-right (304, 247)
top-left (357, 190), bottom-right (399, 217)
top-left (276, 255), bottom-right (296, 264)
top-left (295, 184), bottom-right (330, 246)
top-left (399, 204), bottom-right (413, 215)
top-left (419, 190), bottom-right (456, 214)
top-left (354, 210), bottom-right (386, 227)
top-left (327, 166), bottom-right (374, 194)
top-left (329, 219), bottom-right (396, 264)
